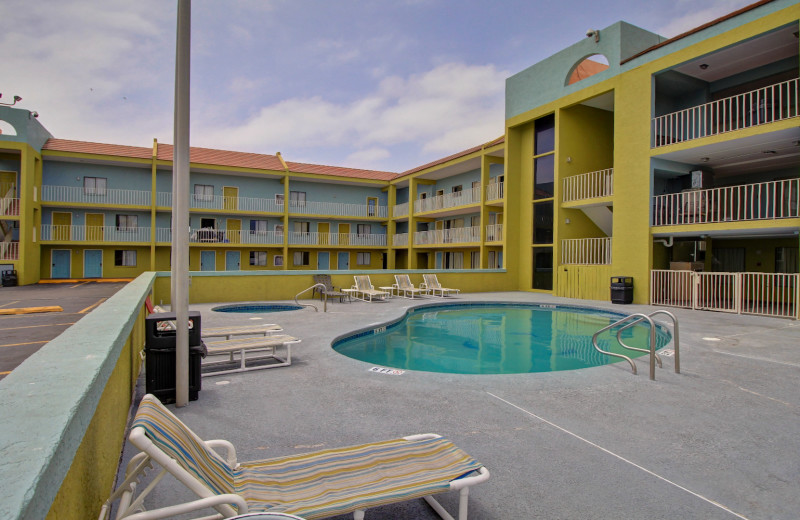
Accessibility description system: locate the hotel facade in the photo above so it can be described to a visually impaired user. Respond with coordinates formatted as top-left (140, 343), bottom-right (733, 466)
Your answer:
top-left (0, 0), bottom-right (798, 317)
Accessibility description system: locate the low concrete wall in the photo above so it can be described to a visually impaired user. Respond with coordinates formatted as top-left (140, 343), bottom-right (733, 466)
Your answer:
top-left (152, 269), bottom-right (513, 304)
top-left (0, 272), bottom-right (155, 520)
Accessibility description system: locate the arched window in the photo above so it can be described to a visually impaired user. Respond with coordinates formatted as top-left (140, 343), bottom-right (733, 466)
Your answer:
top-left (0, 120), bottom-right (18, 136)
top-left (567, 54), bottom-right (609, 85)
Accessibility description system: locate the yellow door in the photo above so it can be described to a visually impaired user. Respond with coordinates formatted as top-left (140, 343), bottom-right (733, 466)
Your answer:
top-left (338, 223), bottom-right (349, 246)
top-left (223, 186), bottom-right (238, 211)
top-left (52, 212), bottom-right (71, 241)
top-left (317, 222), bottom-right (330, 245)
top-left (227, 219), bottom-right (241, 244)
top-left (86, 213), bottom-right (104, 241)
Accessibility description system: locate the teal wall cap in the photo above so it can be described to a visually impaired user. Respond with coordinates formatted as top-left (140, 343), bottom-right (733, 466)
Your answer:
top-left (0, 272), bottom-right (156, 520)
top-left (0, 106), bottom-right (54, 152)
top-left (155, 269), bottom-right (507, 278)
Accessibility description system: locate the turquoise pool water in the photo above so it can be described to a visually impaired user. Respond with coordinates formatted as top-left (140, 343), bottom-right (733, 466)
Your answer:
top-left (212, 304), bottom-right (303, 313)
top-left (333, 303), bottom-right (671, 374)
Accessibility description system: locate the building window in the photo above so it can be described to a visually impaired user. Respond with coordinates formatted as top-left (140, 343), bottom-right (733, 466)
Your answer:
top-left (357, 252), bottom-right (371, 265)
top-left (249, 251), bottom-right (267, 266)
top-left (115, 214), bottom-right (138, 231)
top-left (114, 250), bottom-right (136, 267)
top-left (776, 247), bottom-right (799, 273)
top-left (444, 251), bottom-right (464, 269)
top-left (275, 193), bottom-right (284, 204)
top-left (290, 191), bottom-right (306, 209)
top-left (533, 202), bottom-right (553, 244)
top-left (193, 184), bottom-right (214, 202)
top-left (293, 251), bottom-right (310, 266)
top-left (470, 251), bottom-right (480, 269)
top-left (356, 224), bottom-right (371, 236)
top-left (84, 177), bottom-right (107, 196)
top-left (294, 221), bottom-right (310, 234)
top-left (250, 219), bottom-right (268, 234)
top-left (452, 185), bottom-right (463, 196)
top-left (367, 198), bottom-right (377, 217)
top-left (274, 254), bottom-right (284, 267)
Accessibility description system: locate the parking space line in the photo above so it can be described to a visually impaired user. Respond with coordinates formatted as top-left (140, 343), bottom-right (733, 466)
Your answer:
top-left (487, 392), bottom-right (751, 520)
top-left (0, 370), bottom-right (10, 376)
top-left (0, 322), bottom-right (76, 332)
top-left (79, 298), bottom-right (107, 314)
top-left (1, 340), bottom-right (48, 349)
top-left (0, 301), bottom-right (20, 309)
top-left (70, 281), bottom-right (90, 288)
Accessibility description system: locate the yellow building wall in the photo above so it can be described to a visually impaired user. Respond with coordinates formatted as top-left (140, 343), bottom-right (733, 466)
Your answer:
top-left (556, 264), bottom-right (612, 301)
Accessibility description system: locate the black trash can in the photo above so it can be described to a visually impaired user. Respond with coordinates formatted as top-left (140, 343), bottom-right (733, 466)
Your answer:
top-left (2, 270), bottom-right (18, 287)
top-left (610, 276), bottom-right (633, 304)
top-left (144, 311), bottom-right (205, 404)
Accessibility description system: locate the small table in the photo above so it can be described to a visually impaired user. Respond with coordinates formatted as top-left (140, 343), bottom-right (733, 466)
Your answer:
top-left (342, 288), bottom-right (357, 302)
top-left (379, 286), bottom-right (396, 299)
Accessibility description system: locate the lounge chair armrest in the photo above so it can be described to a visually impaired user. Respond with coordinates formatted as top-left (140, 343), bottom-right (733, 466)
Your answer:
top-left (123, 494), bottom-right (248, 520)
top-left (420, 283), bottom-right (428, 289)
top-left (205, 439), bottom-right (238, 466)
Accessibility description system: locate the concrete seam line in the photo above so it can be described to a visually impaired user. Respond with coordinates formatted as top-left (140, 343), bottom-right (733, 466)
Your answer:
top-left (486, 391), bottom-right (751, 520)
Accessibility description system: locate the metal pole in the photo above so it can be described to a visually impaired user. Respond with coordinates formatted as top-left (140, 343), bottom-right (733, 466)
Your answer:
top-left (173, 0), bottom-right (191, 407)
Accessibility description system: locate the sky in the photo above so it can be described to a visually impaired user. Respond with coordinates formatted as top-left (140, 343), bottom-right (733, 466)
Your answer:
top-left (0, 0), bottom-right (755, 173)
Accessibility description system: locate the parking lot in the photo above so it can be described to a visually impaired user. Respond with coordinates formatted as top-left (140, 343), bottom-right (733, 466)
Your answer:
top-left (0, 281), bottom-right (127, 380)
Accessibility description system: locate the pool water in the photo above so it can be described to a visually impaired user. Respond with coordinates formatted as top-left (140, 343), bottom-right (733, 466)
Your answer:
top-left (212, 304), bottom-right (304, 313)
top-left (333, 303), bottom-right (671, 375)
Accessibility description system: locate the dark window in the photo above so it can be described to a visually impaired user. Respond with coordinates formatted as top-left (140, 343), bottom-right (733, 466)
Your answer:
top-left (249, 251), bottom-right (267, 266)
top-left (532, 248), bottom-right (553, 290)
top-left (114, 250), bottom-right (136, 267)
top-left (533, 201), bottom-right (554, 244)
top-left (534, 154), bottom-right (555, 199)
top-left (534, 114), bottom-right (555, 155)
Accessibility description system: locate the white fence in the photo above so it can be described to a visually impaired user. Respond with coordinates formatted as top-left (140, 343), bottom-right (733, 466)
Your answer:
top-left (42, 185), bottom-right (151, 207)
top-left (561, 237), bottom-right (611, 265)
top-left (190, 194), bottom-right (285, 213)
top-left (0, 241), bottom-right (19, 260)
top-left (393, 202), bottom-right (409, 218)
top-left (288, 232), bottom-right (386, 246)
top-left (653, 178), bottom-right (799, 226)
top-left (392, 233), bottom-right (409, 247)
top-left (562, 169), bottom-right (613, 203)
top-left (486, 182), bottom-right (504, 201)
top-left (288, 200), bottom-right (387, 218)
top-left (415, 186), bottom-right (481, 213)
top-left (486, 224), bottom-right (503, 242)
top-left (651, 269), bottom-right (798, 318)
top-left (414, 226), bottom-right (480, 245)
top-left (40, 225), bottom-right (150, 243)
top-left (652, 78), bottom-right (799, 147)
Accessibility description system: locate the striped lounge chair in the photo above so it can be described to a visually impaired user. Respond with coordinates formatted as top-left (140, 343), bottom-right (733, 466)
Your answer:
top-left (421, 274), bottom-right (460, 297)
top-left (99, 394), bottom-right (490, 520)
top-left (351, 275), bottom-right (389, 302)
top-left (393, 274), bottom-right (426, 299)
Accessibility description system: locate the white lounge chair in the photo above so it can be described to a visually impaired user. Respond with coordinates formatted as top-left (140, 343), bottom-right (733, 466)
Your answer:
top-left (202, 334), bottom-right (300, 375)
top-left (99, 394), bottom-right (490, 520)
top-left (421, 274), bottom-right (460, 297)
top-left (393, 274), bottom-right (426, 299)
top-left (203, 323), bottom-right (283, 340)
top-left (351, 275), bottom-right (389, 302)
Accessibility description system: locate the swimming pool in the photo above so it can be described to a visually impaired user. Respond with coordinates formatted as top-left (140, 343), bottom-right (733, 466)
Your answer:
top-left (332, 302), bottom-right (672, 374)
top-left (212, 303), bottom-right (304, 313)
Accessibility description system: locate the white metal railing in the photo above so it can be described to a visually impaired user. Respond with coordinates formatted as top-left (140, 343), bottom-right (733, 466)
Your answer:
top-left (288, 232), bottom-right (386, 246)
top-left (41, 185), bottom-right (151, 206)
top-left (486, 181), bottom-right (504, 201)
top-left (1, 197), bottom-right (19, 217)
top-left (0, 241), bottom-right (19, 260)
top-left (189, 194), bottom-right (285, 213)
top-left (563, 169), bottom-right (613, 202)
top-left (413, 226), bottom-right (481, 245)
top-left (393, 233), bottom-right (409, 247)
top-left (289, 200), bottom-right (387, 218)
top-left (650, 270), bottom-right (798, 319)
top-left (653, 178), bottom-right (799, 226)
top-left (652, 77), bottom-right (799, 147)
top-left (561, 237), bottom-right (611, 265)
top-left (415, 186), bottom-right (481, 213)
top-left (157, 228), bottom-right (284, 244)
top-left (486, 224), bottom-right (503, 242)
top-left (393, 202), bottom-right (409, 218)
top-left (156, 192), bottom-right (172, 207)
top-left (40, 225), bottom-right (150, 242)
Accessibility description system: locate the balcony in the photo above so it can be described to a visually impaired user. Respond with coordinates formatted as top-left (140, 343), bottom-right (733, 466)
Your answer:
top-left (486, 182), bottom-right (504, 202)
top-left (652, 78), bottom-right (799, 148)
top-left (652, 178), bottom-right (799, 226)
top-left (40, 225), bottom-right (150, 242)
top-left (415, 186), bottom-right (481, 213)
top-left (1, 197), bottom-right (19, 217)
top-left (562, 169), bottom-right (613, 203)
top-left (486, 224), bottom-right (503, 242)
top-left (392, 232), bottom-right (409, 247)
top-left (42, 185), bottom-right (151, 207)
top-left (288, 232), bottom-right (386, 246)
top-left (414, 226), bottom-right (480, 246)
top-left (393, 202), bottom-right (409, 218)
top-left (561, 237), bottom-right (612, 265)
top-left (289, 200), bottom-right (387, 218)
top-left (0, 241), bottom-right (19, 260)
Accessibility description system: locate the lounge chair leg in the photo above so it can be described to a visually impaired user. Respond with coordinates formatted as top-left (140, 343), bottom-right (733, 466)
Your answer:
top-left (458, 487), bottom-right (470, 520)
top-left (353, 509), bottom-right (366, 520)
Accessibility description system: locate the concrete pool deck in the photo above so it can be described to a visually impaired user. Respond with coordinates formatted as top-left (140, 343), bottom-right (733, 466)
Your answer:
top-left (121, 291), bottom-right (800, 519)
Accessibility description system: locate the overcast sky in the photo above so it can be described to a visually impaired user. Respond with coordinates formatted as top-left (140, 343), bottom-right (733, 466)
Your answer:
top-left (1, 0), bottom-right (754, 172)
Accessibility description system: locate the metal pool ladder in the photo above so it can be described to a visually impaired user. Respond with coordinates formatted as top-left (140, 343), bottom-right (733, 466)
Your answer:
top-left (591, 310), bottom-right (680, 380)
top-left (294, 283), bottom-right (327, 312)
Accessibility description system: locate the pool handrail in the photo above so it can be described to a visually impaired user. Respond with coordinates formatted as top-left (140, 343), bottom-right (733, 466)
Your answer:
top-left (295, 283), bottom-right (326, 312)
top-left (616, 310), bottom-right (680, 374)
top-left (592, 313), bottom-right (657, 380)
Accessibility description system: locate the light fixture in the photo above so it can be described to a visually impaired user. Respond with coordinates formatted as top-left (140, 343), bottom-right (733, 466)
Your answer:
top-left (0, 93), bottom-right (23, 106)
top-left (699, 63), bottom-right (709, 70)
top-left (585, 29), bottom-right (599, 43)
top-left (700, 157), bottom-right (710, 163)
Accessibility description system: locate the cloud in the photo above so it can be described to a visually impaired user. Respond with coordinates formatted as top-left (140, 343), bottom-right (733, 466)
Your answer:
top-left (655, 0), bottom-right (754, 38)
top-left (196, 62), bottom-right (507, 171)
